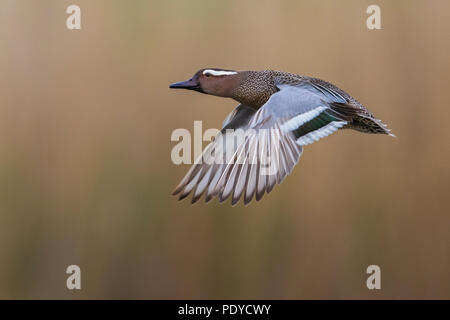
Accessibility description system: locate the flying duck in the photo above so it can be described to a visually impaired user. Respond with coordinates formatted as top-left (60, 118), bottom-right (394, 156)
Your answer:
top-left (170, 68), bottom-right (394, 205)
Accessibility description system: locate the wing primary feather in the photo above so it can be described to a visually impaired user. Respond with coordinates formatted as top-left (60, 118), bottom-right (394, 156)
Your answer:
top-left (191, 165), bottom-right (213, 203)
top-left (275, 129), bottom-right (291, 184)
top-left (178, 168), bottom-right (202, 200)
top-left (266, 129), bottom-right (279, 193)
top-left (256, 130), bottom-right (268, 201)
top-left (232, 140), bottom-right (252, 205)
top-left (245, 137), bottom-right (259, 204)
top-left (220, 141), bottom-right (247, 202)
top-left (172, 141), bottom-right (216, 195)
top-left (172, 163), bottom-right (200, 195)
top-left (205, 163), bottom-right (223, 202)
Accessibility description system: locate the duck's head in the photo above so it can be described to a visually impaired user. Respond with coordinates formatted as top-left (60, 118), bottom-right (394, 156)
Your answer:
top-left (170, 68), bottom-right (240, 97)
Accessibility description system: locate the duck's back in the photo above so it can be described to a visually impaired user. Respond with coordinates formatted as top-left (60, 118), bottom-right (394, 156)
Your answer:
top-left (265, 70), bottom-right (392, 135)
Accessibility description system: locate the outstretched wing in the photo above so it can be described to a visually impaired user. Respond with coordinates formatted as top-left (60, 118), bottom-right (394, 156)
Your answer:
top-left (172, 104), bottom-right (256, 203)
top-left (173, 82), bottom-right (357, 205)
top-left (172, 102), bottom-right (303, 205)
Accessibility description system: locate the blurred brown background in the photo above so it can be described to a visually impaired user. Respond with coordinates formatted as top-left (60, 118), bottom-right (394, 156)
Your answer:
top-left (0, 0), bottom-right (449, 299)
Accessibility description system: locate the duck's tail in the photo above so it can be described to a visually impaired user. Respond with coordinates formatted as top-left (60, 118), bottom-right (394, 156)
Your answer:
top-left (346, 115), bottom-right (396, 137)
top-left (329, 103), bottom-right (396, 137)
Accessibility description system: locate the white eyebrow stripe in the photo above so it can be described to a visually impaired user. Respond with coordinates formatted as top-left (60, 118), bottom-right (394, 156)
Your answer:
top-left (203, 69), bottom-right (238, 76)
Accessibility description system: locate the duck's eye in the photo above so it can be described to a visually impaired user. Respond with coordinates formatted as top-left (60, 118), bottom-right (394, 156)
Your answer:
top-left (204, 72), bottom-right (211, 77)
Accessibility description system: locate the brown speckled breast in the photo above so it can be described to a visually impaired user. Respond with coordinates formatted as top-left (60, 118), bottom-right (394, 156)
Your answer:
top-left (230, 70), bottom-right (279, 109)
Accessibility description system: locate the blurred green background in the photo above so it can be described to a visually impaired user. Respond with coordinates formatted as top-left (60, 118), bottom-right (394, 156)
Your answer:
top-left (0, 0), bottom-right (449, 299)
